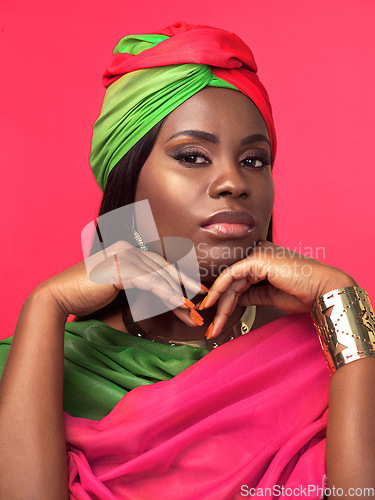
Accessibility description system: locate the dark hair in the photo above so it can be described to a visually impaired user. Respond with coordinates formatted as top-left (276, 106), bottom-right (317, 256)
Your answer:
top-left (75, 119), bottom-right (166, 321)
top-left (76, 116), bottom-right (274, 321)
top-left (90, 119), bottom-right (166, 254)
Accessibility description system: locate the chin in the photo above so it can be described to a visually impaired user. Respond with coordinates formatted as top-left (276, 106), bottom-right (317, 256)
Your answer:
top-left (197, 256), bottom-right (244, 281)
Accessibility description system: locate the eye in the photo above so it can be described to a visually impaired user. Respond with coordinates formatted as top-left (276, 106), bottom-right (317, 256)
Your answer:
top-left (240, 151), bottom-right (273, 169)
top-left (241, 158), bottom-right (264, 168)
top-left (172, 148), bottom-right (210, 165)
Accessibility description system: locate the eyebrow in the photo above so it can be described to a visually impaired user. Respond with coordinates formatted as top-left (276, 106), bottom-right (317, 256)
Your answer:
top-left (166, 130), bottom-right (270, 147)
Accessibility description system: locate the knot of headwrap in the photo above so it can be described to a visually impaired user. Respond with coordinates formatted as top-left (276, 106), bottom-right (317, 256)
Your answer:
top-left (90, 22), bottom-right (277, 192)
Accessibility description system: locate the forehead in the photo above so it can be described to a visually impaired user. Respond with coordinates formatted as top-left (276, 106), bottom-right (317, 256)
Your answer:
top-left (158, 87), bottom-right (270, 141)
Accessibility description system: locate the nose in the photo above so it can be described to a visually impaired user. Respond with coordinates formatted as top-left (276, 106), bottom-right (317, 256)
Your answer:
top-left (207, 160), bottom-right (250, 199)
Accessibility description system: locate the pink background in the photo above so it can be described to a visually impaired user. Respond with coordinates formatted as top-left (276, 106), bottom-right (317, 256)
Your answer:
top-left (1, 0), bottom-right (374, 339)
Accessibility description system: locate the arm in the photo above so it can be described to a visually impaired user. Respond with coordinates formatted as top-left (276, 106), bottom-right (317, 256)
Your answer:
top-left (0, 240), bottom-right (201, 499)
top-left (202, 240), bottom-right (375, 494)
top-left (312, 286), bottom-right (375, 497)
top-left (0, 286), bottom-right (69, 500)
top-left (327, 358), bottom-right (375, 497)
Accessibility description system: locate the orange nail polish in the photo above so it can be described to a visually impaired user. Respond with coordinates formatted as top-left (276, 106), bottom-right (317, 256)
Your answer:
top-left (200, 284), bottom-right (210, 293)
top-left (114, 254), bottom-right (122, 285)
top-left (205, 322), bottom-right (214, 339)
top-left (194, 301), bottom-right (202, 309)
top-left (190, 308), bottom-right (204, 321)
top-left (182, 297), bottom-right (195, 309)
top-left (189, 309), bottom-right (204, 326)
top-left (198, 296), bottom-right (208, 310)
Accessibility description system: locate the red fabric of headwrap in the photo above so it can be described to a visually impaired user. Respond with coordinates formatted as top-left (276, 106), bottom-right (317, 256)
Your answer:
top-left (102, 22), bottom-right (277, 160)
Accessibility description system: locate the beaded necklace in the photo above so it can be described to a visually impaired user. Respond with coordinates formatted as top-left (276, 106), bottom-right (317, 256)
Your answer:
top-left (122, 306), bottom-right (256, 351)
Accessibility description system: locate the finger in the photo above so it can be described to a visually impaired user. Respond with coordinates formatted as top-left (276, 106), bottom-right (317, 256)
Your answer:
top-left (145, 252), bottom-right (206, 294)
top-left (209, 279), bottom-right (251, 339)
top-left (238, 284), bottom-right (284, 308)
top-left (84, 241), bottom-right (127, 279)
top-left (173, 267), bottom-right (207, 295)
top-left (126, 269), bottom-right (190, 311)
top-left (204, 261), bottom-right (265, 310)
top-left (238, 284), bottom-right (274, 307)
top-left (88, 242), bottom-right (144, 285)
top-left (88, 243), bottom-right (192, 307)
top-left (238, 284), bottom-right (310, 313)
top-left (209, 297), bottom-right (238, 340)
top-left (134, 251), bottom-right (205, 296)
top-left (88, 254), bottom-right (124, 285)
top-left (118, 255), bottom-right (203, 312)
top-left (111, 247), bottom-right (178, 293)
top-left (200, 241), bottom-right (280, 310)
top-left (135, 252), bottom-right (182, 292)
top-left (162, 259), bottom-right (207, 296)
top-left (173, 307), bottom-right (200, 327)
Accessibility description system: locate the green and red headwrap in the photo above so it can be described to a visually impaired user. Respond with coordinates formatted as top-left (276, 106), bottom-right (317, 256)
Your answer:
top-left (90, 22), bottom-right (277, 192)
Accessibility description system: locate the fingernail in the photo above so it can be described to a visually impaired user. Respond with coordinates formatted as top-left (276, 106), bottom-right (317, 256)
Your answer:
top-left (200, 283), bottom-right (210, 293)
top-left (182, 297), bottom-right (195, 309)
top-left (198, 296), bottom-right (208, 310)
top-left (179, 296), bottom-right (189, 308)
top-left (205, 322), bottom-right (214, 339)
top-left (113, 255), bottom-right (122, 285)
top-left (186, 315), bottom-right (199, 327)
top-left (189, 309), bottom-right (204, 326)
top-left (194, 301), bottom-right (202, 310)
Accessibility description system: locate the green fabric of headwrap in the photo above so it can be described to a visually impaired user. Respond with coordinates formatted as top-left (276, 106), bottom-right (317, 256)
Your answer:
top-left (90, 25), bottom-right (277, 191)
top-left (90, 63), bottom-right (238, 192)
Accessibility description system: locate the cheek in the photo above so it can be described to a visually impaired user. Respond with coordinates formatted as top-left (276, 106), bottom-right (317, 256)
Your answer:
top-left (253, 175), bottom-right (274, 215)
top-left (266, 182), bottom-right (275, 214)
top-left (135, 168), bottom-right (196, 236)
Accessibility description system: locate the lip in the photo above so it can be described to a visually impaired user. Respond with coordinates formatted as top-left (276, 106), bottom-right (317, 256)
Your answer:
top-left (201, 209), bottom-right (256, 227)
top-left (201, 210), bottom-right (255, 238)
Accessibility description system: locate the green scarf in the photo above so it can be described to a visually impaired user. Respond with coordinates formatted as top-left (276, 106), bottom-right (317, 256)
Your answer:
top-left (0, 319), bottom-right (208, 420)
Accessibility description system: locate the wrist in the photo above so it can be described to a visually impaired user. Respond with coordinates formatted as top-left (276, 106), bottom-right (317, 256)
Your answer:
top-left (318, 272), bottom-right (357, 300)
top-left (26, 283), bottom-right (70, 324)
top-left (311, 286), bottom-right (375, 375)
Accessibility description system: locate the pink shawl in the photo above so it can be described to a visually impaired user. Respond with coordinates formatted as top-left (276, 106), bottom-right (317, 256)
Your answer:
top-left (64, 313), bottom-right (329, 499)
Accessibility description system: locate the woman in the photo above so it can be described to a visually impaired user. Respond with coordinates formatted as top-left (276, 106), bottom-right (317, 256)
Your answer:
top-left (0, 22), bottom-right (374, 499)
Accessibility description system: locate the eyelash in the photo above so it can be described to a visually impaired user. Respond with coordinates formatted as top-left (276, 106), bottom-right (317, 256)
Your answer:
top-left (172, 148), bottom-right (273, 168)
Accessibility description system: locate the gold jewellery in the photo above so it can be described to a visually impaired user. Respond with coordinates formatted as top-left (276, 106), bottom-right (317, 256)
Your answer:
top-left (122, 305), bottom-right (256, 351)
top-left (311, 287), bottom-right (375, 374)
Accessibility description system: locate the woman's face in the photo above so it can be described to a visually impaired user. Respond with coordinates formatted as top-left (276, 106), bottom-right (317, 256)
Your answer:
top-left (135, 87), bottom-right (274, 281)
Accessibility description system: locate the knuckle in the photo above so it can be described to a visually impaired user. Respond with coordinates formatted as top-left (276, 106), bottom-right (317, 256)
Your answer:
top-left (220, 266), bottom-right (234, 278)
top-left (164, 285), bottom-right (178, 301)
top-left (111, 240), bottom-right (132, 253)
top-left (226, 288), bottom-right (241, 299)
top-left (147, 272), bottom-right (162, 286)
top-left (219, 308), bottom-right (232, 320)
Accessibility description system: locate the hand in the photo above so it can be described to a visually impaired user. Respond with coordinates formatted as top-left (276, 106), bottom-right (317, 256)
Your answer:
top-left (202, 240), bottom-right (357, 339)
top-left (36, 240), bottom-right (206, 324)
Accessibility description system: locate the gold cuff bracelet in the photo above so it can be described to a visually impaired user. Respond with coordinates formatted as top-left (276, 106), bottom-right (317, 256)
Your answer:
top-left (311, 287), bottom-right (375, 374)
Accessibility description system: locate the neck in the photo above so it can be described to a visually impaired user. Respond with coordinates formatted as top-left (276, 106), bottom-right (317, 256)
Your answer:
top-left (129, 289), bottom-right (246, 341)
top-left (96, 288), bottom-right (248, 342)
